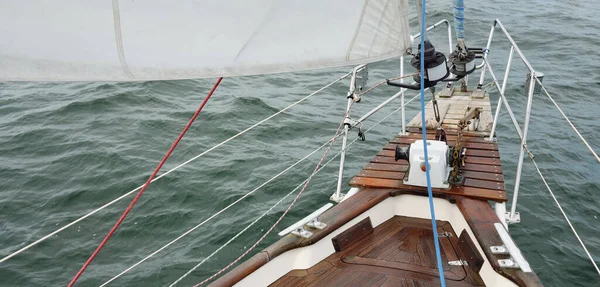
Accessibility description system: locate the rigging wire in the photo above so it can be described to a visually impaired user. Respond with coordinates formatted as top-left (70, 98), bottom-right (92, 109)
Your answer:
top-left (99, 133), bottom-right (344, 286)
top-left (0, 72), bottom-right (351, 265)
top-left (418, 0), bottom-right (446, 286)
top-left (172, 141), bottom-right (342, 287)
top-left (186, 104), bottom-right (351, 287)
top-left (527, 152), bottom-right (600, 275)
top-left (100, 88), bottom-right (423, 287)
top-left (172, 93), bottom-right (423, 287)
top-left (535, 77), bottom-right (599, 163)
top-left (67, 78), bottom-right (223, 287)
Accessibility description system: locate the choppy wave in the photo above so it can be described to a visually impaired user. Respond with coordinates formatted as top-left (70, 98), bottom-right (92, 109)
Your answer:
top-left (1, 0), bottom-right (599, 286)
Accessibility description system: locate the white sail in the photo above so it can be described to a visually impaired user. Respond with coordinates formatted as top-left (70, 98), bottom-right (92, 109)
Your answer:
top-left (0, 0), bottom-right (411, 82)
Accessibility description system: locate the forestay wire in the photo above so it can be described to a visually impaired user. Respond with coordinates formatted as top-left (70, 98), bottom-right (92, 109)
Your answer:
top-left (0, 72), bottom-right (351, 265)
top-left (175, 94), bottom-right (423, 287)
top-left (531, 73), bottom-right (600, 275)
top-left (102, 88), bottom-right (422, 286)
top-left (100, 132), bottom-right (342, 287)
top-left (526, 151), bottom-right (600, 275)
top-left (188, 100), bottom-right (352, 287)
top-left (535, 77), bottom-right (599, 163)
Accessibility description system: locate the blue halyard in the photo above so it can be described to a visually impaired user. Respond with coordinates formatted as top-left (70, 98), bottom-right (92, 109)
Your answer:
top-left (418, 0), bottom-right (447, 285)
top-left (453, 0), bottom-right (465, 40)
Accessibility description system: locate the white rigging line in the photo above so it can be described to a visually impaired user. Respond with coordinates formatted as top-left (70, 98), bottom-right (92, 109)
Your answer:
top-left (535, 77), bottom-right (599, 163)
top-left (102, 91), bottom-right (422, 286)
top-left (170, 92), bottom-right (422, 287)
top-left (0, 72), bottom-right (351, 265)
top-left (527, 152), bottom-right (600, 275)
top-left (99, 135), bottom-right (340, 286)
top-left (169, 141), bottom-right (344, 287)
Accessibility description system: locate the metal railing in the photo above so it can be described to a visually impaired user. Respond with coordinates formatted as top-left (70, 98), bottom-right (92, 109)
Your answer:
top-left (333, 19), bottom-right (539, 226)
top-left (330, 20), bottom-right (454, 203)
top-left (404, 19), bottom-right (455, 134)
top-left (478, 19), bottom-right (539, 225)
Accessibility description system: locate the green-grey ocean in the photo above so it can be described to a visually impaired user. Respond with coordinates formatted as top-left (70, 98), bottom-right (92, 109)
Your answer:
top-left (1, 1), bottom-right (599, 286)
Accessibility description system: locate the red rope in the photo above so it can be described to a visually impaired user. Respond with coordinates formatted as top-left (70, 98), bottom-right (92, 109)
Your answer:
top-left (68, 77), bottom-right (223, 287)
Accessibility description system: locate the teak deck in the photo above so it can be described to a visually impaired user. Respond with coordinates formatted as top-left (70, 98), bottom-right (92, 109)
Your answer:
top-left (350, 128), bottom-right (507, 203)
top-left (211, 89), bottom-right (543, 287)
top-left (270, 216), bottom-right (486, 287)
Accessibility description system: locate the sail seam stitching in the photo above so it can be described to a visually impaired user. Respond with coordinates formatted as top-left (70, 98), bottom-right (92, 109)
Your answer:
top-left (346, 0), bottom-right (370, 61)
top-left (367, 0), bottom-right (392, 56)
top-left (112, 0), bottom-right (134, 79)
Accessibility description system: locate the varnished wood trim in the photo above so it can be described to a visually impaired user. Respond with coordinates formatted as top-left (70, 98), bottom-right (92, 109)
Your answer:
top-left (350, 177), bottom-right (507, 202)
top-left (209, 251), bottom-right (269, 287)
top-left (331, 217), bottom-right (373, 252)
top-left (455, 196), bottom-right (543, 287)
top-left (341, 256), bottom-right (464, 281)
top-left (209, 188), bottom-right (394, 287)
top-left (458, 229), bottom-right (485, 273)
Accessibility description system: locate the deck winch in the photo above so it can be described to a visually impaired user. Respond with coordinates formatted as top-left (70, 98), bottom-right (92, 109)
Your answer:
top-left (386, 40), bottom-right (480, 91)
top-left (395, 140), bottom-right (452, 188)
top-left (410, 41), bottom-right (449, 87)
top-left (449, 44), bottom-right (476, 77)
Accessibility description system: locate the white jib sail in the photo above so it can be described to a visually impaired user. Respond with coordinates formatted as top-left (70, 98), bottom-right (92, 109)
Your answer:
top-left (0, 0), bottom-right (411, 82)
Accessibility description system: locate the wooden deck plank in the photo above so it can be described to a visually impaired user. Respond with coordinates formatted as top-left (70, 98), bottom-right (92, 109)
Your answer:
top-left (460, 163), bottom-right (502, 173)
top-left (220, 88), bottom-right (535, 286)
top-left (271, 216), bottom-right (486, 287)
top-left (464, 156), bottom-right (501, 166)
top-left (373, 276), bottom-right (389, 287)
top-left (319, 269), bottom-right (362, 287)
top-left (383, 143), bottom-right (498, 154)
top-left (392, 134), bottom-right (490, 143)
top-left (304, 267), bottom-right (337, 287)
top-left (332, 217), bottom-right (374, 252)
top-left (350, 177), bottom-right (507, 202)
top-left (460, 170), bottom-right (504, 182)
top-left (370, 156), bottom-right (408, 165)
top-left (464, 149), bottom-right (500, 158)
top-left (378, 148), bottom-right (499, 159)
top-left (269, 275), bottom-right (293, 287)
top-left (361, 227), bottom-right (411, 259)
top-left (353, 219), bottom-right (405, 257)
top-left (374, 151), bottom-right (498, 166)
top-left (379, 276), bottom-right (406, 287)
top-left (351, 128), bottom-right (507, 203)
top-left (305, 268), bottom-right (344, 287)
top-left (358, 170), bottom-right (405, 180)
top-left (348, 272), bottom-right (387, 287)
top-left (390, 138), bottom-right (495, 147)
top-left (286, 261), bottom-right (334, 287)
top-left (462, 142), bottom-right (498, 151)
top-left (342, 256), bottom-right (464, 281)
top-left (364, 163), bottom-right (409, 172)
top-left (405, 127), bottom-right (485, 137)
top-left (456, 197), bottom-right (544, 287)
top-left (463, 178), bottom-right (505, 190)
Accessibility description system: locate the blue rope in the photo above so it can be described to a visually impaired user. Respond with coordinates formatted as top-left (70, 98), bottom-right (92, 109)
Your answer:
top-left (419, 1), bottom-right (447, 286)
top-left (453, 0), bottom-right (465, 39)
